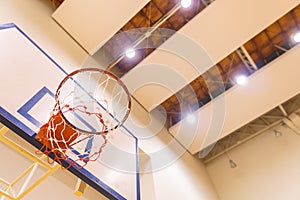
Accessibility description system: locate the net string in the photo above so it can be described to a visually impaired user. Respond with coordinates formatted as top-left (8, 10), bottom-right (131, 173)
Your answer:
top-left (57, 71), bottom-right (128, 132)
top-left (36, 103), bottom-right (109, 169)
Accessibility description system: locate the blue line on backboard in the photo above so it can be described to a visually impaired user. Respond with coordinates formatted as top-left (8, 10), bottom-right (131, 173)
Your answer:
top-left (17, 86), bottom-right (54, 128)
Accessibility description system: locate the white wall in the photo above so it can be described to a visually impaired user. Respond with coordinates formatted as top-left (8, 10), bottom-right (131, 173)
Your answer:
top-left (141, 151), bottom-right (220, 200)
top-left (206, 119), bottom-right (300, 200)
top-left (126, 100), bottom-right (220, 200)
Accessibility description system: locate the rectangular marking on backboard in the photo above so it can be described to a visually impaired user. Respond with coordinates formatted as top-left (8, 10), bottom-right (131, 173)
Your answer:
top-left (17, 86), bottom-right (55, 128)
top-left (16, 86), bottom-right (95, 161)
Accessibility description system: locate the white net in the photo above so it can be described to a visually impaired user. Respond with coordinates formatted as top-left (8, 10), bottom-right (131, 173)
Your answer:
top-left (57, 68), bottom-right (131, 133)
top-left (36, 68), bottom-right (131, 168)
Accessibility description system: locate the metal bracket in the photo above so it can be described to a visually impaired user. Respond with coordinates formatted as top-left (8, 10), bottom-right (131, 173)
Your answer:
top-left (236, 45), bottom-right (258, 73)
top-left (0, 126), bottom-right (59, 200)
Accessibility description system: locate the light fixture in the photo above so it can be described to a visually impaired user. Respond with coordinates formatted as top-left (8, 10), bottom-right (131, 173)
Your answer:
top-left (225, 151), bottom-right (237, 168)
top-left (181, 0), bottom-right (192, 8)
top-left (273, 129), bottom-right (282, 138)
top-left (229, 159), bottom-right (237, 168)
top-left (186, 113), bottom-right (196, 124)
top-left (293, 32), bottom-right (300, 43)
top-left (125, 49), bottom-right (135, 58)
top-left (235, 75), bottom-right (248, 85)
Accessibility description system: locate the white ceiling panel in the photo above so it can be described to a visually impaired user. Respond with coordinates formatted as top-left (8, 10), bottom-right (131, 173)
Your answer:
top-left (121, 33), bottom-right (213, 111)
top-left (169, 45), bottom-right (300, 154)
top-left (180, 0), bottom-right (300, 64)
top-left (122, 0), bottom-right (299, 112)
top-left (52, 0), bottom-right (150, 54)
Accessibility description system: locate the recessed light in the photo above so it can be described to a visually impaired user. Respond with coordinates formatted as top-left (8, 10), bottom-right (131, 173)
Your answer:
top-left (235, 75), bottom-right (248, 85)
top-left (186, 113), bottom-right (196, 123)
top-left (181, 0), bottom-right (192, 8)
top-left (125, 49), bottom-right (135, 58)
top-left (293, 32), bottom-right (300, 43)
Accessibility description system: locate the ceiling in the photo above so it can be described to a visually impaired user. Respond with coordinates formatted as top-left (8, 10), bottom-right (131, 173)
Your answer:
top-left (49, 0), bottom-right (300, 160)
top-left (201, 93), bottom-right (300, 163)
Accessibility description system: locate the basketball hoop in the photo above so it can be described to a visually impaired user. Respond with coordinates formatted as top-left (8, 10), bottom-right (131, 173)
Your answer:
top-left (35, 68), bottom-right (131, 168)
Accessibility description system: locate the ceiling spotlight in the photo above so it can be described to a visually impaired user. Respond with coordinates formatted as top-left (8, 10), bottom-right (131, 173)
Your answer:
top-left (186, 113), bottom-right (196, 124)
top-left (225, 151), bottom-right (237, 169)
top-left (273, 129), bottom-right (282, 138)
top-left (125, 49), bottom-right (135, 58)
top-left (293, 32), bottom-right (300, 43)
top-left (229, 159), bottom-right (237, 168)
top-left (235, 75), bottom-right (248, 85)
top-left (181, 0), bottom-right (192, 8)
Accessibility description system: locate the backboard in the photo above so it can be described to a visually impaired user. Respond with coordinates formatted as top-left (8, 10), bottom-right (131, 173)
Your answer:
top-left (0, 23), bottom-right (140, 200)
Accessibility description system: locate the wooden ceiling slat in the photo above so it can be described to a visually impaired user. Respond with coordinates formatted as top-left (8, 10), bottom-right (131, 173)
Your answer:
top-left (265, 23), bottom-right (282, 39)
top-left (292, 7), bottom-right (300, 27)
top-left (142, 2), bottom-right (163, 25)
top-left (248, 38), bottom-right (266, 65)
top-left (166, 10), bottom-right (187, 30)
top-left (279, 13), bottom-right (297, 32)
top-left (243, 40), bottom-right (256, 53)
top-left (152, 0), bottom-right (179, 14)
top-left (253, 31), bottom-right (270, 48)
top-left (121, 21), bottom-right (137, 32)
top-left (262, 30), bottom-right (277, 56)
top-left (131, 12), bottom-right (151, 28)
top-left (261, 45), bottom-right (275, 57)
